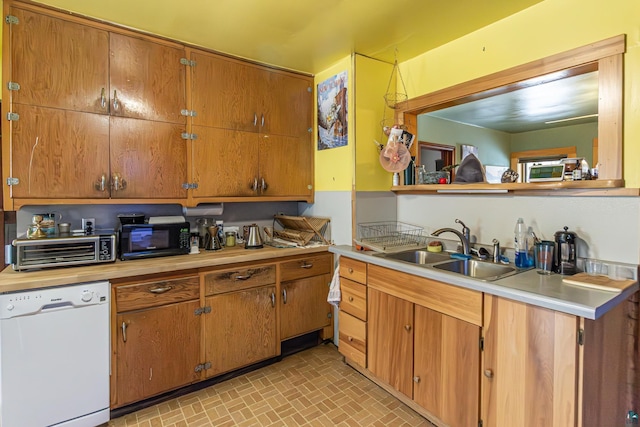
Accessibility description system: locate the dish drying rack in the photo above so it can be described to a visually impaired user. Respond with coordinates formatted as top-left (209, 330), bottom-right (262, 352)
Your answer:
top-left (272, 215), bottom-right (331, 247)
top-left (355, 221), bottom-right (424, 253)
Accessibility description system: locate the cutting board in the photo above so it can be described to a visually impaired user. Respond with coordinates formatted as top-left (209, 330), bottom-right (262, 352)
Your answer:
top-left (562, 272), bottom-right (635, 293)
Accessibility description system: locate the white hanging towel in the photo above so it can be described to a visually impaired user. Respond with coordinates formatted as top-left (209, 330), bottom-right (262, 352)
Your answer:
top-left (327, 265), bottom-right (341, 308)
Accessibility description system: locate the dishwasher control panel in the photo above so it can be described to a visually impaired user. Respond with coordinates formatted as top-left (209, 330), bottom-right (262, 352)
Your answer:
top-left (0, 281), bottom-right (109, 319)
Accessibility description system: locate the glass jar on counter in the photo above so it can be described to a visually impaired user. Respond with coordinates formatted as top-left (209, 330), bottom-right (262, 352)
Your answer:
top-left (225, 231), bottom-right (236, 247)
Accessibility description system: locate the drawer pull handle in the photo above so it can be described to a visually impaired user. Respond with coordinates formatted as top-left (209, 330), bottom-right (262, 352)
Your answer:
top-left (348, 336), bottom-right (353, 342)
top-left (300, 262), bottom-right (313, 269)
top-left (404, 324), bottom-right (412, 332)
top-left (149, 285), bottom-right (173, 294)
top-left (121, 321), bottom-right (128, 343)
top-left (348, 268), bottom-right (354, 274)
top-left (234, 274), bottom-right (252, 281)
top-left (484, 369), bottom-right (494, 379)
top-left (348, 296), bottom-right (354, 302)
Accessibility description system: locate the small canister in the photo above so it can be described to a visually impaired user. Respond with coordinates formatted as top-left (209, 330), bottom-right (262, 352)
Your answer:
top-left (225, 231), bottom-right (236, 247)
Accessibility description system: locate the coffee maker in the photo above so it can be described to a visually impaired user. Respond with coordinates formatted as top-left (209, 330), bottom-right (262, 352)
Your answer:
top-left (554, 226), bottom-right (577, 275)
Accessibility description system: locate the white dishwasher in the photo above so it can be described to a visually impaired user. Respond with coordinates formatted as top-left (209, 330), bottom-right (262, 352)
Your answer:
top-left (0, 281), bottom-right (110, 427)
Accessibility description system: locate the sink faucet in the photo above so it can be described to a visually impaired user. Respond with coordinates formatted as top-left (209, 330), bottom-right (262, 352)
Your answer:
top-left (431, 219), bottom-right (471, 255)
top-left (492, 239), bottom-right (500, 263)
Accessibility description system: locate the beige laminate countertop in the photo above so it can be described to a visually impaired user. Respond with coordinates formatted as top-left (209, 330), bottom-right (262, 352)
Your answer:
top-left (330, 245), bottom-right (638, 320)
top-left (0, 244), bottom-right (330, 293)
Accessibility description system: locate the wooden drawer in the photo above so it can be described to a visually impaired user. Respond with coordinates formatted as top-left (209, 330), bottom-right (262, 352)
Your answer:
top-left (115, 275), bottom-right (200, 312)
top-left (280, 253), bottom-right (332, 282)
top-left (339, 257), bottom-right (366, 284)
top-left (341, 278), bottom-right (367, 321)
top-left (339, 311), bottom-right (366, 367)
top-left (204, 265), bottom-right (275, 295)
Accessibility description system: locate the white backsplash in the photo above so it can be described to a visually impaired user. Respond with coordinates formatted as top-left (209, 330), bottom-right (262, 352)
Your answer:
top-left (396, 194), bottom-right (640, 265)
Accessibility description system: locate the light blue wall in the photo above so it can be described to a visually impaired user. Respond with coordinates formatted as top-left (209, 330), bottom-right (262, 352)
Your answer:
top-left (417, 115), bottom-right (511, 167)
top-left (418, 116), bottom-right (598, 167)
top-left (510, 122), bottom-right (597, 166)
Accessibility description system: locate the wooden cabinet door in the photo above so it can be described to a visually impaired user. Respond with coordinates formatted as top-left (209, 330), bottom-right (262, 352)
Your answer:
top-left (262, 72), bottom-right (312, 138)
top-left (190, 51), bottom-right (260, 132)
top-left (115, 300), bottom-right (201, 406)
top-left (204, 286), bottom-right (277, 377)
top-left (191, 126), bottom-right (259, 197)
top-left (10, 105), bottom-right (110, 199)
top-left (109, 34), bottom-right (186, 124)
top-left (368, 288), bottom-right (414, 398)
top-left (109, 117), bottom-right (187, 198)
top-left (280, 274), bottom-right (332, 340)
top-left (8, 7), bottom-right (109, 114)
top-left (482, 295), bottom-right (579, 427)
top-left (258, 134), bottom-right (312, 197)
top-left (414, 305), bottom-right (480, 427)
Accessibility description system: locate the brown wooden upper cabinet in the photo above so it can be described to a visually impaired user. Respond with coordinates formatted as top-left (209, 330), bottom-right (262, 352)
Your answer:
top-left (7, 8), bottom-right (110, 113)
top-left (188, 50), bottom-right (314, 201)
top-left (2, 0), bottom-right (314, 208)
top-left (2, 3), bottom-right (190, 206)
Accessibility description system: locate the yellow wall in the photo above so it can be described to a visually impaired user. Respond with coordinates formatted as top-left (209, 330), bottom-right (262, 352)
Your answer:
top-left (313, 56), bottom-right (353, 192)
top-left (398, 0), bottom-right (640, 187)
top-left (354, 55), bottom-right (395, 191)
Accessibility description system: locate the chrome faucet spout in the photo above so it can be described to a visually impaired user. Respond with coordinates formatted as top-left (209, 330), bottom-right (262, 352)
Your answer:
top-left (431, 227), bottom-right (470, 255)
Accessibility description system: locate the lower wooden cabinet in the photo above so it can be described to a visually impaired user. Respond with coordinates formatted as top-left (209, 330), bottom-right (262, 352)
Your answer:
top-left (366, 263), bottom-right (482, 427)
top-left (280, 254), bottom-right (333, 340)
top-left (281, 275), bottom-right (332, 340)
top-left (368, 288), bottom-right (414, 397)
top-left (413, 305), bottom-right (480, 427)
top-left (111, 252), bottom-right (334, 409)
top-left (204, 283), bottom-right (277, 377)
top-left (481, 294), bottom-right (634, 427)
top-left (112, 274), bottom-right (201, 408)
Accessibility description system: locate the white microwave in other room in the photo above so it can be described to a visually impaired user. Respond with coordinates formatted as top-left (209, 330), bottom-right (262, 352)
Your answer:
top-left (528, 164), bottom-right (565, 182)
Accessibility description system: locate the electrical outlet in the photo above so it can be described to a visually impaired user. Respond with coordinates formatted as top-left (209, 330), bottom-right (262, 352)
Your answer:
top-left (82, 218), bottom-right (95, 234)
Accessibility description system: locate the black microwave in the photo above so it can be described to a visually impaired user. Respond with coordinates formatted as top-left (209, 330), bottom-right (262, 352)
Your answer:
top-left (118, 222), bottom-right (191, 261)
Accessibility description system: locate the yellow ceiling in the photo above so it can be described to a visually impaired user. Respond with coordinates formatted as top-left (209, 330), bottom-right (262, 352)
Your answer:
top-left (33, 0), bottom-right (543, 74)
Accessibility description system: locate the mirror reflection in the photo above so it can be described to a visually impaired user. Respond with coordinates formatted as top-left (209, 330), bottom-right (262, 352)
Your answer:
top-left (417, 67), bottom-right (599, 183)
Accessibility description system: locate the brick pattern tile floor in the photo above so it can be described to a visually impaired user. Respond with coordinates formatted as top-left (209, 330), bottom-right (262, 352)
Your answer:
top-left (108, 343), bottom-right (433, 427)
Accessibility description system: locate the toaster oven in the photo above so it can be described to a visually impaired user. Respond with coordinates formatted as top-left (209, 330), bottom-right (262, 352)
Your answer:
top-left (7, 234), bottom-right (116, 271)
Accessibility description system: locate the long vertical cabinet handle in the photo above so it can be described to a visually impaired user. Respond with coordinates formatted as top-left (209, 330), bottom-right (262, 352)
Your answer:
top-left (113, 90), bottom-right (120, 111)
top-left (261, 114), bottom-right (265, 127)
top-left (100, 88), bottom-right (107, 109)
top-left (271, 292), bottom-right (275, 308)
top-left (282, 289), bottom-right (287, 304)
top-left (121, 321), bottom-right (128, 343)
top-left (253, 113), bottom-right (258, 127)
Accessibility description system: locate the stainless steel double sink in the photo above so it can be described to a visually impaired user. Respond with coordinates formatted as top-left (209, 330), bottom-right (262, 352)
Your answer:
top-left (374, 249), bottom-right (524, 281)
